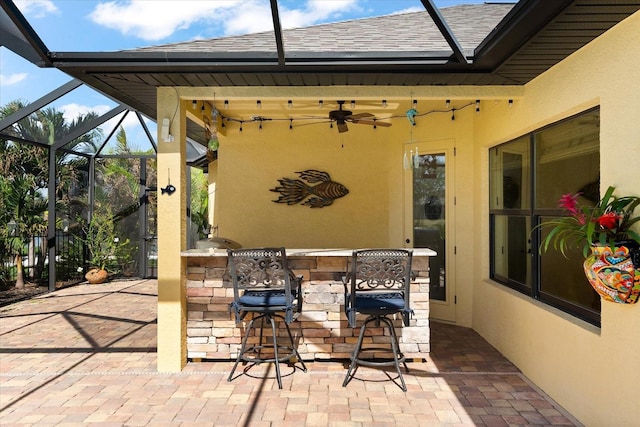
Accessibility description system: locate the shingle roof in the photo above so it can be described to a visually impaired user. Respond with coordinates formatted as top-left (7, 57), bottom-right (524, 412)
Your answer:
top-left (132, 4), bottom-right (515, 55)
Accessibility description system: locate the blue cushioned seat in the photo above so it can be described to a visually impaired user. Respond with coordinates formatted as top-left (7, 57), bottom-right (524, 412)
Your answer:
top-left (239, 289), bottom-right (297, 307)
top-left (354, 292), bottom-right (405, 314)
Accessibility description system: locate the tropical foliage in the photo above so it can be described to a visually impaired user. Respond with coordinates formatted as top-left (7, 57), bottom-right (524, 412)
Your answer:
top-left (538, 186), bottom-right (640, 258)
top-left (1, 100), bottom-right (101, 287)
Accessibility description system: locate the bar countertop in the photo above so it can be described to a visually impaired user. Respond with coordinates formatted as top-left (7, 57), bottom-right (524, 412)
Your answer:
top-left (181, 247), bottom-right (437, 257)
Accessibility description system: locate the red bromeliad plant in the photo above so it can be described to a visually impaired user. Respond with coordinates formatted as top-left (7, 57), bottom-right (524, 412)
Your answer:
top-left (538, 186), bottom-right (640, 258)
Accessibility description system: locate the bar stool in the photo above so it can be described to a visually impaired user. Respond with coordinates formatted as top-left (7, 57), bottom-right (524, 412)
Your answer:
top-left (343, 249), bottom-right (413, 391)
top-left (227, 247), bottom-right (307, 389)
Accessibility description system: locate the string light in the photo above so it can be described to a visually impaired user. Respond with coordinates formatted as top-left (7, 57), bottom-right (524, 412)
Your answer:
top-left (413, 99), bottom-right (418, 109)
top-left (192, 100), bottom-right (197, 109)
top-left (508, 99), bottom-right (514, 108)
top-left (382, 100), bottom-right (387, 108)
top-left (350, 100), bottom-right (356, 109)
top-left (445, 99), bottom-right (450, 109)
top-left (224, 100), bottom-right (229, 109)
top-left (208, 99), bottom-right (480, 134)
top-left (256, 100), bottom-right (262, 109)
top-left (287, 100), bottom-right (293, 109)
top-left (318, 100), bottom-right (323, 108)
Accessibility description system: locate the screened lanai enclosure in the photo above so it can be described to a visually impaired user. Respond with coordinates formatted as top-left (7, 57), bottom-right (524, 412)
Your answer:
top-left (0, 79), bottom-right (209, 291)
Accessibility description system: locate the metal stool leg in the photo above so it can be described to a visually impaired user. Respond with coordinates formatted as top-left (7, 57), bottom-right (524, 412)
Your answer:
top-left (343, 315), bottom-right (408, 391)
top-left (381, 316), bottom-right (407, 391)
top-left (342, 316), bottom-right (372, 387)
top-left (283, 320), bottom-right (307, 373)
top-left (228, 316), bottom-right (256, 382)
top-left (265, 314), bottom-right (283, 389)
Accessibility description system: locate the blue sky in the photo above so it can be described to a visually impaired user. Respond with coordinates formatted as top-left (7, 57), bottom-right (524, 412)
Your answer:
top-left (1, 0), bottom-right (503, 149)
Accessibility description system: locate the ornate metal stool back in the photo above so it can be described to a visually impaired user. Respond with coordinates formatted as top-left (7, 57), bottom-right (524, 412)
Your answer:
top-left (227, 247), bottom-right (306, 388)
top-left (343, 248), bottom-right (414, 391)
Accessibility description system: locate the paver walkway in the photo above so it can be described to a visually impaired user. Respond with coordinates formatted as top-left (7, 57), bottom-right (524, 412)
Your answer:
top-left (0, 279), bottom-right (581, 426)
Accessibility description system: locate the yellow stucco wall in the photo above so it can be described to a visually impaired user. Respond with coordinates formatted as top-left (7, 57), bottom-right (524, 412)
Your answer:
top-left (472, 11), bottom-right (640, 427)
top-left (215, 121), bottom-right (394, 248)
top-left (156, 11), bottom-right (638, 425)
top-left (158, 86), bottom-right (520, 374)
top-left (156, 89), bottom-right (188, 372)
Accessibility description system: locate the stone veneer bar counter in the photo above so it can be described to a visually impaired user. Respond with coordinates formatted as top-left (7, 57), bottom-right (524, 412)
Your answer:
top-left (182, 248), bottom-right (435, 361)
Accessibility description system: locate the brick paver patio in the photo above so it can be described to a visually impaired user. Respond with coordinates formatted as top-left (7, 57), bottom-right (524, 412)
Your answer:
top-left (0, 279), bottom-right (581, 426)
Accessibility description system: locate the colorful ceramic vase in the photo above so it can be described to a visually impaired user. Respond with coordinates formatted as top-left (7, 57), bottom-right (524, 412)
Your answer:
top-left (583, 243), bottom-right (640, 304)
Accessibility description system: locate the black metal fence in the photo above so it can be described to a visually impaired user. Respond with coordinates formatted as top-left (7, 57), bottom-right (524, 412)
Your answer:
top-left (1, 232), bottom-right (87, 285)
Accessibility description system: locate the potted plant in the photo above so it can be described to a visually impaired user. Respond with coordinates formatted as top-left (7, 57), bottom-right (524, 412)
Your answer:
top-left (538, 185), bottom-right (640, 304)
top-left (83, 208), bottom-right (129, 284)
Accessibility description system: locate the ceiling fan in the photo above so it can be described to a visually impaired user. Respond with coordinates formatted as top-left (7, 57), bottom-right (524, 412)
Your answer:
top-left (328, 100), bottom-right (392, 133)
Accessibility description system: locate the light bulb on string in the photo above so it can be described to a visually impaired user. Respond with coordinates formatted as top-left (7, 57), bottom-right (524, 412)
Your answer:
top-left (445, 99), bottom-right (450, 109)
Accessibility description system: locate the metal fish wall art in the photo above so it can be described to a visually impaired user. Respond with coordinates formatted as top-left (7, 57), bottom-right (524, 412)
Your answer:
top-left (270, 170), bottom-right (349, 208)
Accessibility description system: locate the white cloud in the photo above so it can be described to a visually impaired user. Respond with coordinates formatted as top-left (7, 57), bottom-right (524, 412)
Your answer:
top-left (89, 0), bottom-right (242, 41)
top-left (389, 7), bottom-right (424, 15)
top-left (225, 0), bottom-right (360, 33)
top-left (14, 0), bottom-right (58, 18)
top-left (87, 0), bottom-right (361, 41)
top-left (60, 103), bottom-right (111, 123)
top-left (0, 72), bottom-right (28, 86)
top-left (60, 103), bottom-right (147, 142)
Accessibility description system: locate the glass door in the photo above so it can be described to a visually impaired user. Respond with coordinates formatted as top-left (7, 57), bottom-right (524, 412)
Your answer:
top-left (404, 140), bottom-right (455, 322)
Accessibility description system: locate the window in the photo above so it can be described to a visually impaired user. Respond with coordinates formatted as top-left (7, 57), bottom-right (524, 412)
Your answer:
top-left (489, 108), bottom-right (601, 325)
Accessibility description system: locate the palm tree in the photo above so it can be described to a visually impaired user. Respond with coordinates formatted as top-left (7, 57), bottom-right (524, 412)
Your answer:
top-left (0, 100), bottom-right (102, 287)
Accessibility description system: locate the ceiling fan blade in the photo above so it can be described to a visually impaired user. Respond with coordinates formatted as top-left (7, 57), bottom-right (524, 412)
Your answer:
top-left (337, 122), bottom-right (349, 133)
top-left (347, 112), bottom-right (374, 119)
top-left (351, 118), bottom-right (392, 127)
